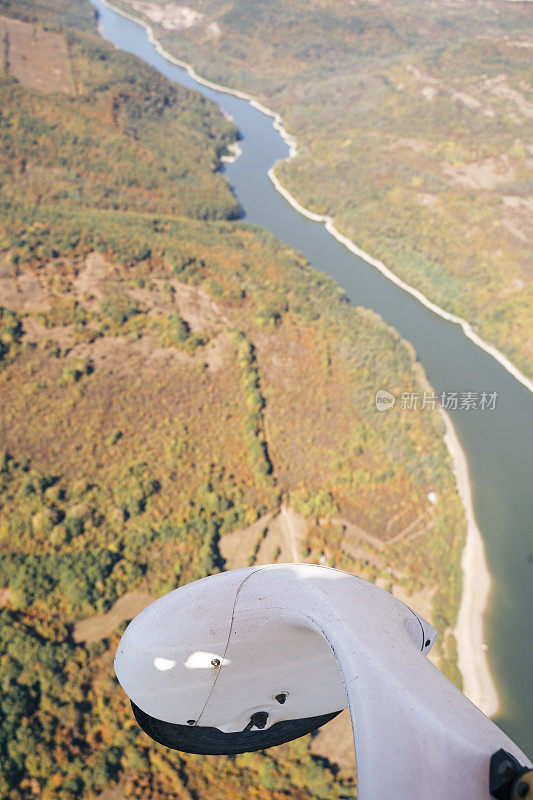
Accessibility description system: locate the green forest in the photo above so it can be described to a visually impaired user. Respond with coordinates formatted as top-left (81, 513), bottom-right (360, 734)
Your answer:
top-left (0, 2), bottom-right (467, 798)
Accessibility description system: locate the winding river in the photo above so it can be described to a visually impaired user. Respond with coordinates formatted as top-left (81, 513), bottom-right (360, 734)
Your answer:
top-left (93, 0), bottom-right (532, 754)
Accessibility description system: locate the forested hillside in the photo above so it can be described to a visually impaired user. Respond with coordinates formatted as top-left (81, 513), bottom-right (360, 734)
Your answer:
top-left (116, 0), bottom-right (533, 378)
top-left (0, 4), bottom-right (466, 798)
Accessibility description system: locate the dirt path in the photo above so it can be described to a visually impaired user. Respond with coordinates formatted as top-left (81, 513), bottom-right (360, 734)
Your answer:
top-left (280, 504), bottom-right (301, 562)
top-left (331, 517), bottom-right (385, 551)
top-left (219, 505), bottom-right (307, 569)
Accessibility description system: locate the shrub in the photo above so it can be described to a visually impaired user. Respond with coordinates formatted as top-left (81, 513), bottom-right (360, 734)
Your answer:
top-left (58, 358), bottom-right (93, 386)
top-left (99, 291), bottom-right (140, 325)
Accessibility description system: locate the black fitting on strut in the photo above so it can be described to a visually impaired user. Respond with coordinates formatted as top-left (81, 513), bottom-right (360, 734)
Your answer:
top-left (490, 749), bottom-right (533, 799)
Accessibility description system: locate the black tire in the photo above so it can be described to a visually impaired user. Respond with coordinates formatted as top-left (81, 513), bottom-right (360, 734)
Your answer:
top-left (131, 701), bottom-right (341, 755)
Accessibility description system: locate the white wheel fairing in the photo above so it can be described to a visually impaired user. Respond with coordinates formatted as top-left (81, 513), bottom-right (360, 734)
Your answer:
top-left (115, 564), bottom-right (530, 799)
top-left (114, 565), bottom-right (432, 731)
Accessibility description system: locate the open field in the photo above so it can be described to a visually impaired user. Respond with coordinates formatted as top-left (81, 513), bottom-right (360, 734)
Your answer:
top-left (1, 15), bottom-right (73, 93)
top-left (74, 591), bottom-right (154, 643)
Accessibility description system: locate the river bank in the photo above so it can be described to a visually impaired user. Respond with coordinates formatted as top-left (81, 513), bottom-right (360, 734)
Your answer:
top-left (442, 411), bottom-right (499, 716)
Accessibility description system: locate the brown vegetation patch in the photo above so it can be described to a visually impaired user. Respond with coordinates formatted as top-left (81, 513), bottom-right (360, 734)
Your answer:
top-left (220, 505), bottom-right (308, 568)
top-left (219, 510), bottom-right (275, 570)
top-left (21, 316), bottom-right (76, 350)
top-left (66, 331), bottom-right (192, 369)
top-left (0, 332), bottom-right (252, 495)
top-left (1, 15), bottom-right (72, 94)
top-left (127, 278), bottom-right (229, 333)
top-left (406, 63), bottom-right (482, 111)
top-left (257, 323), bottom-right (355, 490)
top-left (389, 137), bottom-right (429, 154)
top-left (73, 590), bottom-right (153, 643)
top-left (483, 74), bottom-right (533, 121)
top-left (442, 157), bottom-right (514, 191)
top-left (170, 280), bottom-right (230, 331)
top-left (255, 505), bottom-right (306, 563)
top-left (0, 264), bottom-right (52, 312)
top-left (73, 252), bottom-right (114, 302)
top-left (501, 195), bottom-right (533, 250)
top-left (201, 329), bottom-right (230, 371)
top-left (333, 517), bottom-right (385, 552)
top-left (0, 587), bottom-right (11, 606)
top-left (415, 192), bottom-right (438, 208)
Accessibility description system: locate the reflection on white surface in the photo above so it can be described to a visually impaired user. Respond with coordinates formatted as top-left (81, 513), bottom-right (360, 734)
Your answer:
top-left (184, 651), bottom-right (230, 669)
top-left (153, 657), bottom-right (176, 671)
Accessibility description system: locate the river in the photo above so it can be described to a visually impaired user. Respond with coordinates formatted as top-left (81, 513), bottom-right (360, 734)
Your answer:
top-left (93, 0), bottom-right (532, 754)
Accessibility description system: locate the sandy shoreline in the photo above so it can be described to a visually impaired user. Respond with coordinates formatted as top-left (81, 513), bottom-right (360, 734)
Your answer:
top-left (98, 0), bottom-right (516, 715)
top-left (441, 411), bottom-right (499, 717)
top-left (219, 139), bottom-right (242, 164)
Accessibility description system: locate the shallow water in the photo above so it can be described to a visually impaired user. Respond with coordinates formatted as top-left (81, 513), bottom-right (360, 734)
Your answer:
top-left (93, 0), bottom-right (532, 753)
